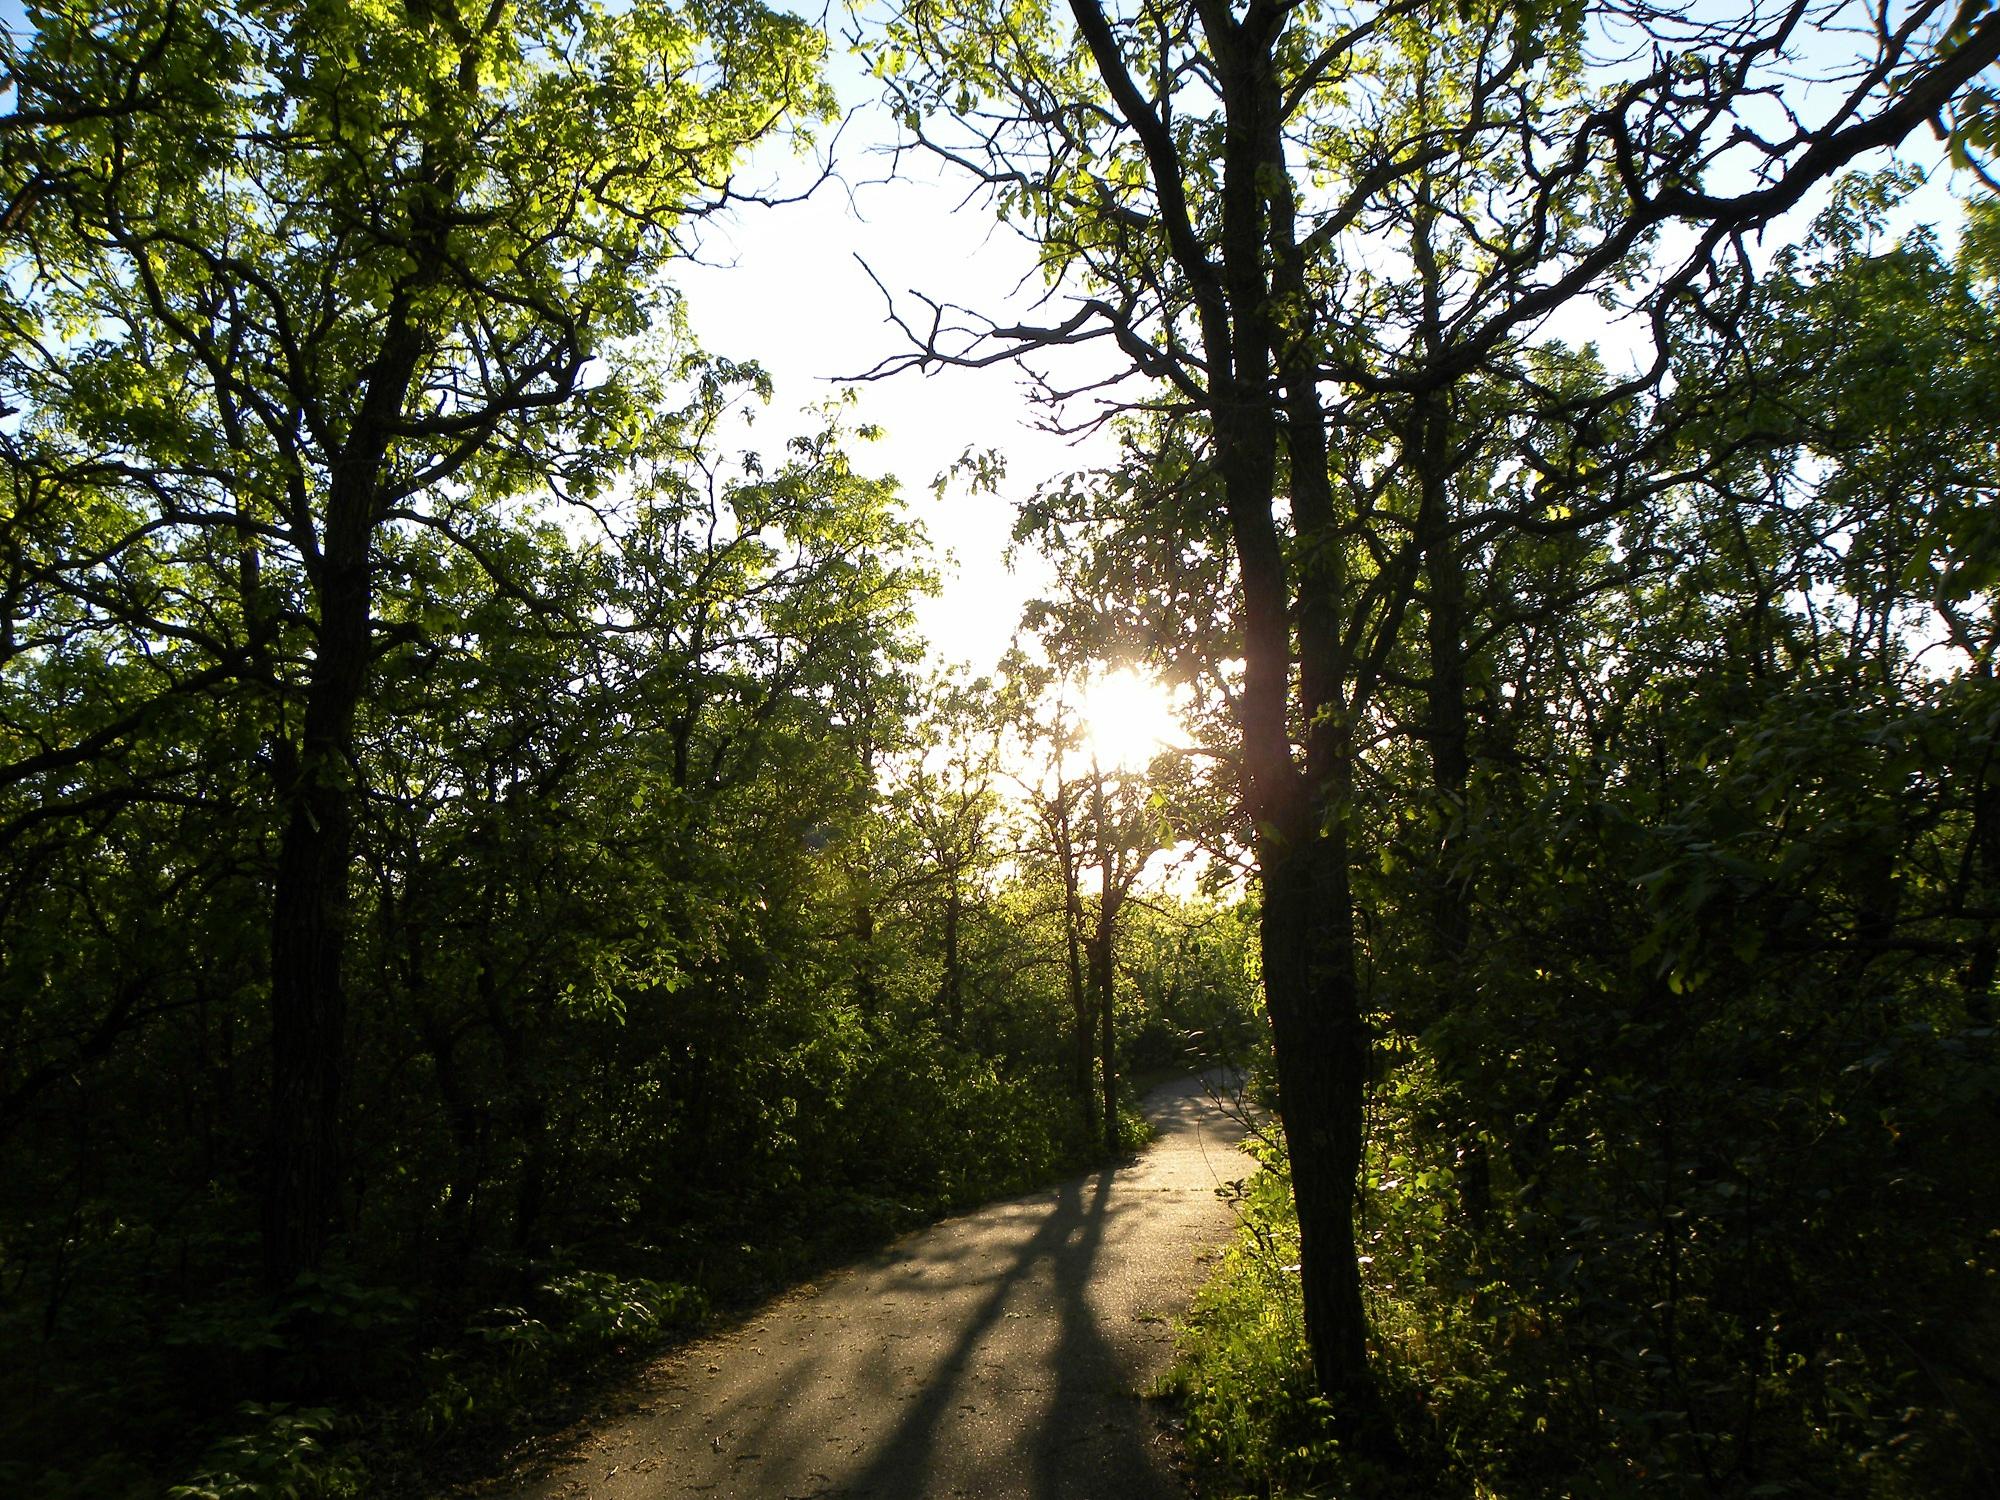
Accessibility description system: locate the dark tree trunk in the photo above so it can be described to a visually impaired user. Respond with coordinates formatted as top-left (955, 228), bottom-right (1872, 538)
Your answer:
top-left (1097, 945), bottom-right (1117, 1152)
top-left (512, 1092), bottom-right (552, 1263)
top-left (1960, 717), bottom-right (1997, 1024)
top-left (1422, 489), bottom-right (1471, 949)
top-left (1068, 902), bottom-right (1093, 1138)
top-left (261, 307), bottom-right (423, 1295)
top-left (1262, 83), bottom-right (1376, 1400)
top-left (419, 1005), bottom-right (484, 1279)
top-left (1420, 479), bottom-right (1494, 1224)
top-left (1053, 778), bottom-right (1094, 1140)
top-left (1259, 801), bottom-right (1372, 1399)
top-left (941, 882), bottom-right (963, 1038)
top-left (475, 952), bottom-right (552, 1264)
top-left (1093, 768), bottom-right (1119, 1153)
top-left (262, 530), bottom-right (370, 1294)
top-left (1219, 333), bottom-right (1376, 1403)
top-left (1067, 0), bottom-right (1380, 1405)
top-left (1409, 173), bottom-right (1469, 948)
top-left (1410, 346), bottom-right (1493, 1223)
top-left (855, 695), bottom-right (882, 1013)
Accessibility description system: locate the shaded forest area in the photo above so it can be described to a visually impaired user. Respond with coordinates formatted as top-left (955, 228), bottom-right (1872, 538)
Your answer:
top-left (1165, 192), bottom-right (2000, 1497)
top-left (0, 4), bottom-right (1259, 1493)
top-left (5, 0), bottom-right (2000, 1498)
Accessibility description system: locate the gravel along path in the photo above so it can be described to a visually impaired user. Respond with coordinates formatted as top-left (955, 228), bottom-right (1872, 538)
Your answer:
top-left (499, 1073), bottom-right (1256, 1499)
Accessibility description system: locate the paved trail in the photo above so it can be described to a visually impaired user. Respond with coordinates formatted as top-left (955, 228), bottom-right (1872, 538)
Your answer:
top-left (499, 1074), bottom-right (1255, 1500)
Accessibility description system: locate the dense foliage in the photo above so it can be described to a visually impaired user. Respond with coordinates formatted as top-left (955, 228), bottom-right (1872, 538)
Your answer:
top-left (0, 4), bottom-right (1259, 1495)
top-left (865, 0), bottom-right (2000, 1419)
top-left (1162, 201), bottom-right (2000, 1496)
top-left (860, 0), bottom-right (2000, 1487)
top-left (4, 0), bottom-right (1997, 1497)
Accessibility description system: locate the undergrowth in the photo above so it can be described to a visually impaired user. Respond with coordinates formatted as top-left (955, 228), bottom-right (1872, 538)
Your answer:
top-left (14, 1073), bottom-right (1167, 1500)
top-left (1165, 1064), bottom-right (1999, 1500)
top-left (1163, 1139), bottom-right (1464, 1500)
top-left (139, 1267), bottom-right (709, 1500)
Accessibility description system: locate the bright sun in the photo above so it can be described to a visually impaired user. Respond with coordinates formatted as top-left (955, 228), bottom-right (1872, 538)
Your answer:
top-left (1080, 669), bottom-right (1181, 772)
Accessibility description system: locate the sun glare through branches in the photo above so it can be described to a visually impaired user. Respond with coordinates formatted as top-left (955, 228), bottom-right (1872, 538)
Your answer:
top-left (1079, 668), bottom-right (1181, 773)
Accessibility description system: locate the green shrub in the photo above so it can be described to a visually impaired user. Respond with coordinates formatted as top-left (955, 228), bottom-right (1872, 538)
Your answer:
top-left (1163, 1157), bottom-right (1330, 1496)
top-left (167, 1404), bottom-right (363, 1500)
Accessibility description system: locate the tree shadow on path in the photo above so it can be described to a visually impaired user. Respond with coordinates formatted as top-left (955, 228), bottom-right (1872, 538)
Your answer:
top-left (835, 1163), bottom-right (1176, 1499)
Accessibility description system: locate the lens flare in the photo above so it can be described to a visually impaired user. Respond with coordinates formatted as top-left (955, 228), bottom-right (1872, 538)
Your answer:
top-left (1080, 669), bottom-right (1179, 772)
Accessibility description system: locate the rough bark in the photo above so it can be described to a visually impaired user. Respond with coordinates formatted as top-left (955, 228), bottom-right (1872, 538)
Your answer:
top-left (261, 507), bottom-right (371, 1292)
top-left (261, 310), bottom-right (424, 1294)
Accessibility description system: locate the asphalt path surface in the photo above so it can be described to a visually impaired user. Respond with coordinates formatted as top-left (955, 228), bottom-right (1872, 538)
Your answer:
top-left (498, 1073), bottom-right (1256, 1500)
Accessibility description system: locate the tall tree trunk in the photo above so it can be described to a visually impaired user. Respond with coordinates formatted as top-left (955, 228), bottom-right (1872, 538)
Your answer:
top-left (1418, 438), bottom-right (1492, 1224)
top-left (855, 690), bottom-right (882, 1013)
top-left (1069, 0), bottom-right (1377, 1404)
top-left (1067, 896), bottom-right (1092, 1137)
top-left (1259, 796), bottom-right (1373, 1399)
top-left (1053, 775), bottom-right (1093, 1139)
top-left (262, 523), bottom-right (370, 1293)
top-left (1262, 75), bottom-right (1376, 1399)
top-left (262, 308), bottom-right (423, 1294)
top-left (940, 880), bottom-right (964, 1038)
top-left (1217, 271), bottom-right (1375, 1403)
top-left (418, 1003), bottom-right (483, 1280)
top-left (1410, 176), bottom-right (1472, 973)
top-left (1092, 767), bottom-right (1119, 1153)
top-left (1959, 702), bottom-right (1997, 1024)
top-left (1416, 420), bottom-right (1498, 1227)
top-left (1420, 458), bottom-right (1470, 950)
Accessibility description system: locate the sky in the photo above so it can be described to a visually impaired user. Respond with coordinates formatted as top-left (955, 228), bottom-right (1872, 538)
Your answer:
top-left (669, 76), bottom-right (1122, 676)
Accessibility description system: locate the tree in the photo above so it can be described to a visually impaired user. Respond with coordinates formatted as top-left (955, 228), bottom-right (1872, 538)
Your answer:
top-left (896, 673), bottom-right (1008, 1039)
top-left (1014, 684), bottom-right (1100, 1138)
top-left (1004, 651), bottom-right (1174, 1148)
top-left (863, 0), bottom-right (2000, 1405)
top-left (2, 0), bottom-right (833, 1291)
top-left (342, 401), bottom-right (929, 1269)
top-left (1081, 749), bottom-right (1165, 1148)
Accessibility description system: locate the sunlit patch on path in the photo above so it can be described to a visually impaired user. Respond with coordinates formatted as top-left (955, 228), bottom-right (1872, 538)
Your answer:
top-left (492, 1075), bottom-right (1255, 1500)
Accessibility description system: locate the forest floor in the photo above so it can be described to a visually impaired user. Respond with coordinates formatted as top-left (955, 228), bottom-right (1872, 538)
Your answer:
top-left (462, 1074), bottom-right (1256, 1500)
